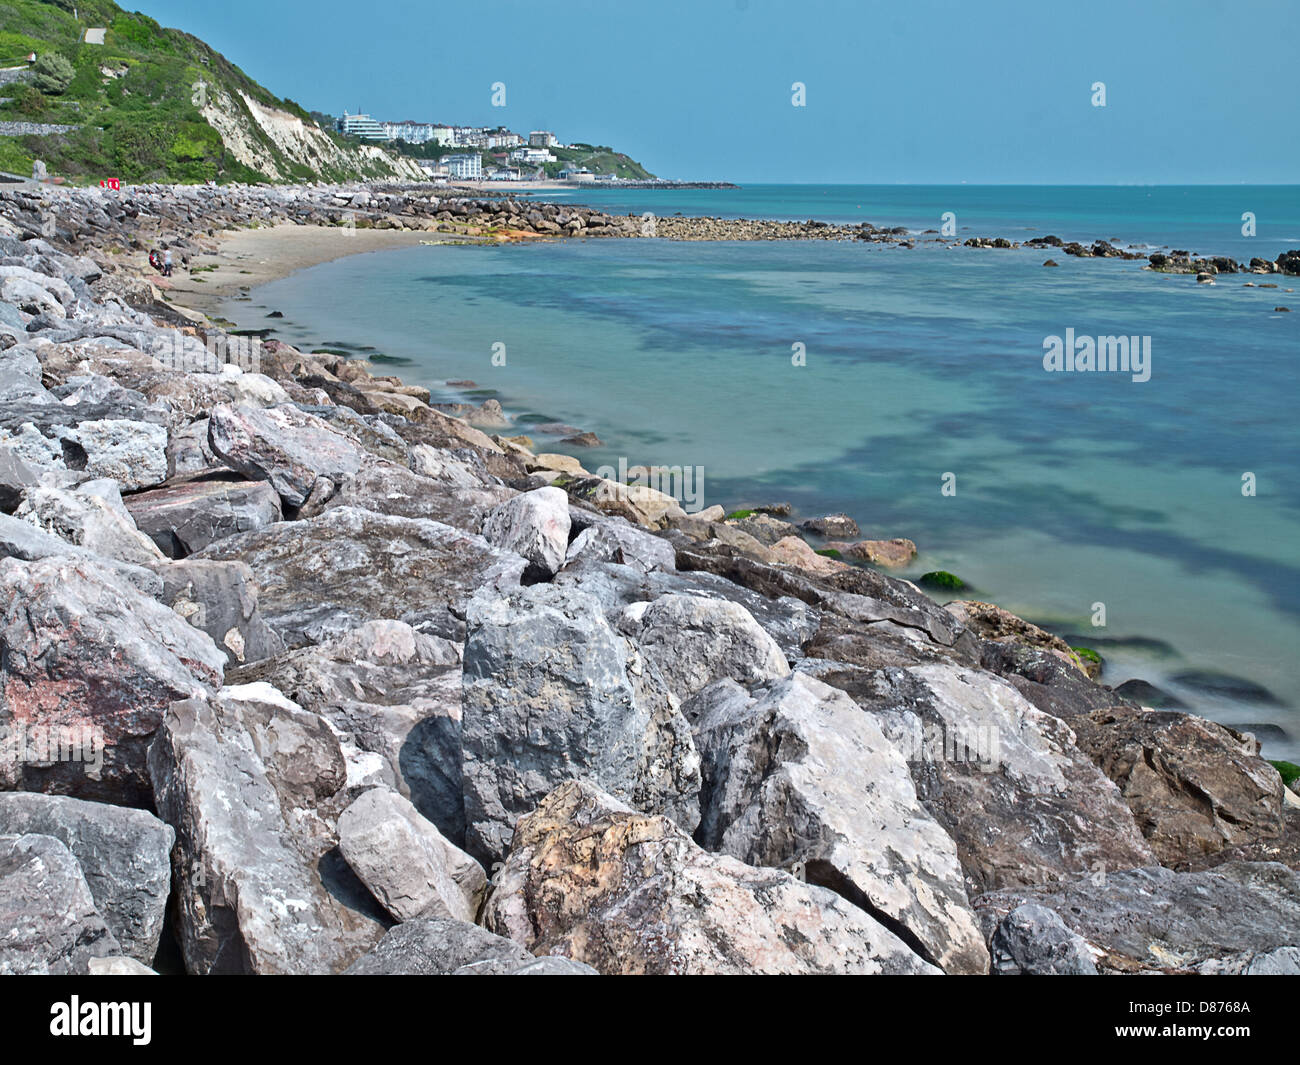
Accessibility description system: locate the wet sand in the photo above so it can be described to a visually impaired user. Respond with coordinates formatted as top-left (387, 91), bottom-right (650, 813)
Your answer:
top-left (162, 224), bottom-right (433, 318)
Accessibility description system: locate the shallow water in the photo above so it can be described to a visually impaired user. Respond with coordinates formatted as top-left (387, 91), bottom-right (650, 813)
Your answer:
top-left (231, 188), bottom-right (1300, 758)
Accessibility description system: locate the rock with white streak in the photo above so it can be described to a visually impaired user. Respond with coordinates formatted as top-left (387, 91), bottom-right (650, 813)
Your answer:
top-left (55, 419), bottom-right (167, 490)
top-left (15, 479), bottom-right (163, 565)
top-left (690, 673), bottom-right (988, 974)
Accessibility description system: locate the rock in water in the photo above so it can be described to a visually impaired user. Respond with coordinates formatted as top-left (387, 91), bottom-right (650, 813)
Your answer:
top-left (0, 833), bottom-right (121, 974)
top-left (482, 781), bottom-right (941, 975)
top-left (690, 673), bottom-right (988, 974)
top-left (207, 403), bottom-right (368, 506)
top-left (619, 592), bottom-right (790, 701)
top-left (195, 506), bottom-right (526, 646)
top-left (338, 787), bottom-right (486, 923)
top-left (0, 556), bottom-right (225, 805)
top-left (479, 485), bottom-right (571, 579)
top-left (461, 583), bottom-right (701, 865)
top-left (148, 686), bottom-right (386, 974)
top-left (0, 793), bottom-right (172, 965)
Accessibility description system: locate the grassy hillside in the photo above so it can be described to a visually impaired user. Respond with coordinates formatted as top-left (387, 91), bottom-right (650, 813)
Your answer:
top-left (0, 0), bottom-right (419, 184)
top-left (542, 144), bottom-right (654, 180)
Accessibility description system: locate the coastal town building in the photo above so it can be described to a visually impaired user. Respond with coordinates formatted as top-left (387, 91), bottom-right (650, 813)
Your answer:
top-left (529, 131), bottom-right (558, 147)
top-left (338, 112), bottom-right (388, 140)
top-left (444, 153), bottom-right (482, 180)
top-left (510, 146), bottom-right (555, 165)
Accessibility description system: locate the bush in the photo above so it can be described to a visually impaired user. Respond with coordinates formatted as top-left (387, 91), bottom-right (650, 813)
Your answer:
top-left (4, 84), bottom-right (48, 116)
top-left (32, 52), bottom-right (75, 95)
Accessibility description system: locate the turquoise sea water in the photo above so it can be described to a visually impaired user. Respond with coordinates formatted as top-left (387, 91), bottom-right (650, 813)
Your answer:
top-left (229, 185), bottom-right (1300, 757)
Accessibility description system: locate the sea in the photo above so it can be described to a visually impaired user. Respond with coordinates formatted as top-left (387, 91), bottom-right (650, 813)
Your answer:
top-left (222, 185), bottom-right (1300, 758)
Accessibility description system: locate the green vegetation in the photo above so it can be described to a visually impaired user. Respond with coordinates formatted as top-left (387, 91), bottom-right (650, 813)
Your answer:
top-left (540, 144), bottom-right (653, 180)
top-left (815, 548), bottom-right (843, 559)
top-left (1071, 647), bottom-right (1102, 665)
top-left (1270, 760), bottom-right (1300, 788)
top-left (918, 571), bottom-right (967, 592)
top-left (724, 509), bottom-right (755, 521)
top-left (0, 0), bottom-right (398, 184)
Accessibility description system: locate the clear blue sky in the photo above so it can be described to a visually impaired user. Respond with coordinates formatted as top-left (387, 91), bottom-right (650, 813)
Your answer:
top-left (131, 0), bottom-right (1298, 184)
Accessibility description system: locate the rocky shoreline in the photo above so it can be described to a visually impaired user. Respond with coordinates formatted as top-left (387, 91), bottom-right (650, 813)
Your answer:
top-left (2, 180), bottom-right (1300, 976)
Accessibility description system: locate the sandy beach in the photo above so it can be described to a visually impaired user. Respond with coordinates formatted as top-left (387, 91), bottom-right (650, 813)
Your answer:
top-left (162, 224), bottom-right (433, 318)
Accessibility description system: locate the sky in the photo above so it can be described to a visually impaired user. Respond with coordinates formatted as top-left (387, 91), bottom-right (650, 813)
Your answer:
top-left (129, 0), bottom-right (1299, 184)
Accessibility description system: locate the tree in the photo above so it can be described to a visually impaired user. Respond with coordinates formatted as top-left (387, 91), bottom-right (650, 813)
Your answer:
top-left (32, 53), bottom-right (75, 96)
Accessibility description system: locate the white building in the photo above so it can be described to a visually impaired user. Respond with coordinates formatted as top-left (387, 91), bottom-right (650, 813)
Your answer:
top-left (444, 153), bottom-right (483, 180)
top-left (510, 147), bottom-right (555, 165)
top-left (338, 112), bottom-right (388, 140)
top-left (528, 131), bottom-right (558, 147)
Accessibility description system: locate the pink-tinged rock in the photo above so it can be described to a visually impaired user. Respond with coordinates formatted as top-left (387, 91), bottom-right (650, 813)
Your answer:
top-left (207, 403), bottom-right (367, 507)
top-left (0, 557), bottom-right (225, 806)
top-left (824, 538), bottom-right (919, 567)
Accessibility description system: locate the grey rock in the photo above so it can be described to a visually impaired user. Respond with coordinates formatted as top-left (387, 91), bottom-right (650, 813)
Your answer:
top-left (976, 862), bottom-right (1300, 973)
top-left (461, 582), bottom-right (701, 865)
top-left (480, 485), bottom-right (570, 577)
top-left (148, 557), bottom-right (284, 666)
top-left (0, 792), bottom-right (172, 964)
top-left (55, 419), bottom-right (167, 490)
top-left (507, 956), bottom-right (599, 975)
top-left (344, 916), bottom-right (531, 975)
top-left (325, 457), bottom-right (512, 533)
top-left (691, 672), bottom-right (987, 974)
top-left (207, 402), bottom-right (368, 507)
top-left (124, 476), bottom-right (282, 557)
top-left (148, 686), bottom-right (387, 974)
top-left (0, 445), bottom-right (38, 512)
top-left (619, 592), bottom-right (790, 701)
top-left (228, 619), bottom-right (466, 843)
top-left (338, 787), bottom-right (486, 923)
top-left (988, 903), bottom-right (1099, 975)
top-left (15, 479), bottom-right (163, 565)
top-left (0, 833), bottom-right (120, 974)
top-left (195, 506), bottom-right (526, 647)
top-left (564, 511), bottom-right (676, 573)
top-left (809, 660), bottom-right (1157, 894)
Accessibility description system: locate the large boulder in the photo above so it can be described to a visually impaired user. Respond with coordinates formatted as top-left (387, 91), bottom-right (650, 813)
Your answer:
top-left (206, 403), bottom-right (368, 507)
top-left (690, 673), bottom-right (988, 974)
top-left (0, 556), bottom-right (225, 805)
top-left (228, 620), bottom-right (466, 843)
top-left (323, 458), bottom-right (512, 533)
top-left (619, 592), bottom-right (790, 701)
top-left (807, 660), bottom-right (1156, 894)
top-left (975, 862), bottom-right (1300, 973)
top-left (55, 419), bottom-right (167, 490)
top-left (15, 480), bottom-right (163, 565)
top-left (195, 506), bottom-right (526, 647)
top-left (124, 475), bottom-right (282, 557)
top-left (482, 781), bottom-right (940, 975)
top-left (147, 686), bottom-right (387, 974)
top-left (988, 902), bottom-right (1099, 975)
top-left (479, 486), bottom-right (570, 578)
top-left (461, 582), bottom-right (701, 865)
top-left (337, 787), bottom-right (486, 923)
top-left (0, 833), bottom-right (120, 975)
top-left (1070, 705), bottom-right (1285, 866)
top-left (0, 792), bottom-right (172, 964)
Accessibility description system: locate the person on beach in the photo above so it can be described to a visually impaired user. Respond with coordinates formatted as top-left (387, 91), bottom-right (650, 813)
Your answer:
top-left (163, 248), bottom-right (173, 277)
top-left (148, 248), bottom-right (163, 273)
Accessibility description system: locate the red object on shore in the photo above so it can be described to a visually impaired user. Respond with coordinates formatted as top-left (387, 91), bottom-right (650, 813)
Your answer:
top-left (99, 179), bottom-right (121, 190)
